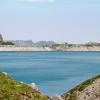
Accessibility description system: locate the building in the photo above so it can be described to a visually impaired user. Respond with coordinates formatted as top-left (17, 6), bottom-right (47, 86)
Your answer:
top-left (9, 40), bottom-right (34, 46)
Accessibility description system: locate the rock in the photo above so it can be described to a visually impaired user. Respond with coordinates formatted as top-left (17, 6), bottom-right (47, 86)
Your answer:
top-left (2, 72), bottom-right (8, 76)
top-left (62, 75), bottom-right (100, 100)
top-left (50, 95), bottom-right (64, 100)
top-left (0, 72), bottom-right (48, 100)
top-left (20, 81), bottom-right (24, 84)
top-left (77, 78), bottom-right (100, 100)
top-left (29, 83), bottom-right (38, 91)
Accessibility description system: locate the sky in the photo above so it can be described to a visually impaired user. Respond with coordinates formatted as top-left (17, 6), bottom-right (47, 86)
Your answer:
top-left (0, 0), bottom-right (100, 43)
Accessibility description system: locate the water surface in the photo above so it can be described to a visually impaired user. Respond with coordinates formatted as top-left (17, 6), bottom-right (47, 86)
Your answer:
top-left (0, 51), bottom-right (100, 96)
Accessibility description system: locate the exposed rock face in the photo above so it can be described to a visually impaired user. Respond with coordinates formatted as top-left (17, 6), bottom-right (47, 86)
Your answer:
top-left (28, 83), bottom-right (38, 91)
top-left (50, 96), bottom-right (64, 100)
top-left (0, 71), bottom-right (100, 100)
top-left (62, 75), bottom-right (100, 100)
top-left (77, 78), bottom-right (100, 100)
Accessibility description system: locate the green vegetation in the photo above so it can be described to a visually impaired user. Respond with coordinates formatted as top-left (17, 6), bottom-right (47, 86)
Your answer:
top-left (0, 70), bottom-right (100, 100)
top-left (62, 75), bottom-right (100, 100)
top-left (84, 42), bottom-right (100, 47)
top-left (0, 72), bottom-right (48, 100)
top-left (0, 34), bottom-right (14, 45)
top-left (1, 42), bottom-right (14, 45)
top-left (52, 44), bottom-right (61, 49)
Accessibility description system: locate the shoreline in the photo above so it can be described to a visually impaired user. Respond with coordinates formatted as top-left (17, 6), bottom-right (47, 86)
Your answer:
top-left (0, 72), bottom-right (100, 100)
top-left (0, 46), bottom-right (100, 51)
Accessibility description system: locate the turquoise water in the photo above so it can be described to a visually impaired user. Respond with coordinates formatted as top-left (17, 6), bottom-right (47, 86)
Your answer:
top-left (0, 51), bottom-right (100, 96)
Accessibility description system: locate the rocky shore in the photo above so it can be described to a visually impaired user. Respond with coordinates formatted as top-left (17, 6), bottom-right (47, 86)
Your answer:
top-left (0, 72), bottom-right (48, 100)
top-left (0, 71), bottom-right (100, 100)
top-left (61, 75), bottom-right (100, 100)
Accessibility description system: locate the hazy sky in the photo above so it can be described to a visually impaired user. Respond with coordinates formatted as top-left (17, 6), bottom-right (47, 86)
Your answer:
top-left (0, 0), bottom-right (100, 43)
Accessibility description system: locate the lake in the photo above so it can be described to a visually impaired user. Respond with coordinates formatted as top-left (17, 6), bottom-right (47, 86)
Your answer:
top-left (0, 51), bottom-right (100, 96)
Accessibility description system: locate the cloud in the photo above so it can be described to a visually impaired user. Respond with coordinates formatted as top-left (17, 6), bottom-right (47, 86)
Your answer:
top-left (19, 0), bottom-right (55, 3)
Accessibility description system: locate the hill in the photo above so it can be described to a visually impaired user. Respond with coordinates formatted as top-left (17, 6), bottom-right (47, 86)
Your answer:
top-left (0, 71), bottom-right (100, 100)
top-left (0, 72), bottom-right (48, 100)
top-left (61, 75), bottom-right (100, 100)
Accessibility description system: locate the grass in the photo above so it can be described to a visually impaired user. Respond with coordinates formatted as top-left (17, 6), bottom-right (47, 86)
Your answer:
top-left (1, 70), bottom-right (99, 100)
top-left (0, 72), bottom-right (48, 100)
top-left (61, 75), bottom-right (100, 100)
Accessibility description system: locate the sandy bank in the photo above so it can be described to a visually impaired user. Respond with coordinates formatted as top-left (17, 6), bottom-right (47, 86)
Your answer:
top-left (0, 45), bottom-right (100, 51)
top-left (0, 46), bottom-right (53, 51)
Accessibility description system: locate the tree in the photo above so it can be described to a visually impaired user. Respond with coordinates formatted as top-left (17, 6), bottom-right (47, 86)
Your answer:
top-left (1, 42), bottom-right (14, 45)
top-left (0, 34), bottom-right (3, 43)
